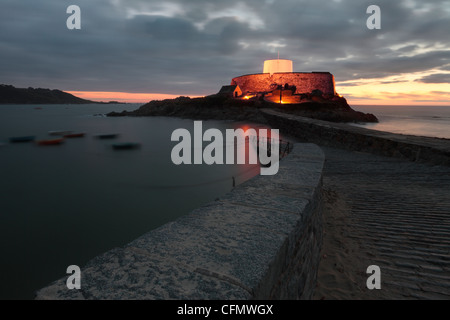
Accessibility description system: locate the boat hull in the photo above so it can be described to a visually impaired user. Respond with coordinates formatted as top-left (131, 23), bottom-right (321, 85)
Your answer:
top-left (9, 136), bottom-right (36, 143)
top-left (96, 134), bottom-right (119, 139)
top-left (112, 143), bottom-right (140, 150)
top-left (36, 138), bottom-right (65, 146)
top-left (64, 133), bottom-right (85, 138)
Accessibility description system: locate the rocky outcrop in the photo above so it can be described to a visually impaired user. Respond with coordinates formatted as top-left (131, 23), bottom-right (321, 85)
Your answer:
top-left (109, 95), bottom-right (268, 123)
top-left (107, 95), bottom-right (378, 124)
top-left (275, 95), bottom-right (379, 123)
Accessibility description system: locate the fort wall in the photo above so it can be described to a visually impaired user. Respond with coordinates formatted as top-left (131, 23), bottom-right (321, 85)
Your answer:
top-left (231, 72), bottom-right (336, 96)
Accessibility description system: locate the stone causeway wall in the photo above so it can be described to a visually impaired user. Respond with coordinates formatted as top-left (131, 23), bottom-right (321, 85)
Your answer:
top-left (262, 109), bottom-right (450, 167)
top-left (35, 143), bottom-right (325, 300)
top-left (231, 72), bottom-right (336, 96)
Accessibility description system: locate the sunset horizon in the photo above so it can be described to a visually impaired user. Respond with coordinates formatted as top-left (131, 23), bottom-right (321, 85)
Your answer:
top-left (64, 88), bottom-right (450, 106)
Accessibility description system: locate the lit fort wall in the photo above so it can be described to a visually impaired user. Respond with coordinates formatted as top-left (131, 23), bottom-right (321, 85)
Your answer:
top-left (231, 59), bottom-right (337, 96)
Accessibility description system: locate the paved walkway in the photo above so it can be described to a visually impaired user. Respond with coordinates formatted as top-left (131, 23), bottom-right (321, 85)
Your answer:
top-left (315, 147), bottom-right (450, 299)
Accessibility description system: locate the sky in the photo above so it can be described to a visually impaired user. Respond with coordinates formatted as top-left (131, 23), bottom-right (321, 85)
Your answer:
top-left (1, 0), bottom-right (450, 105)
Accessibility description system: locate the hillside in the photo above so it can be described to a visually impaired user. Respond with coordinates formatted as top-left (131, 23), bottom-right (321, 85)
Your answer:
top-left (0, 84), bottom-right (97, 104)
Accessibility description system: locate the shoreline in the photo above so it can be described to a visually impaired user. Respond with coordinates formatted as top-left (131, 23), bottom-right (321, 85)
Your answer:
top-left (107, 97), bottom-right (449, 146)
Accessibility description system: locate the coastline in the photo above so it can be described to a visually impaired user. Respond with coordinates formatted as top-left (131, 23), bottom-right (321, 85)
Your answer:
top-left (109, 97), bottom-right (449, 166)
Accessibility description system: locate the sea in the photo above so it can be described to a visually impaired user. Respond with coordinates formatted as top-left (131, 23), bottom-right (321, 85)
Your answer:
top-left (0, 104), bottom-right (266, 300)
top-left (351, 105), bottom-right (450, 139)
top-left (0, 103), bottom-right (448, 299)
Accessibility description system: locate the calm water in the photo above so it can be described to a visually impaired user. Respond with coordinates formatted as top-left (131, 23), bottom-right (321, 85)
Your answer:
top-left (352, 105), bottom-right (450, 139)
top-left (0, 104), bottom-right (267, 300)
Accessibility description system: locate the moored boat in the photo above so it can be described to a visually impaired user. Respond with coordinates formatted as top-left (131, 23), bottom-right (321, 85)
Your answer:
top-left (36, 138), bottom-right (65, 146)
top-left (64, 133), bottom-right (85, 138)
top-left (95, 134), bottom-right (119, 139)
top-left (112, 142), bottom-right (141, 150)
top-left (9, 136), bottom-right (36, 143)
top-left (48, 130), bottom-right (72, 136)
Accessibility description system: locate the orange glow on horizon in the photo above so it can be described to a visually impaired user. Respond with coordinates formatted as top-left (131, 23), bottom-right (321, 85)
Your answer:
top-left (336, 71), bottom-right (450, 106)
top-left (66, 91), bottom-right (201, 103)
top-left (67, 74), bottom-right (450, 107)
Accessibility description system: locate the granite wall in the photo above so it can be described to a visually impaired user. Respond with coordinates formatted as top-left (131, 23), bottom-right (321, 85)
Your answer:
top-left (35, 143), bottom-right (325, 300)
top-left (231, 72), bottom-right (336, 96)
top-left (262, 109), bottom-right (450, 166)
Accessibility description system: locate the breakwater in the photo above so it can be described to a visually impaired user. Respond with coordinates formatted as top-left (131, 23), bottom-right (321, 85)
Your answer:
top-left (36, 143), bottom-right (325, 299)
top-left (262, 108), bottom-right (450, 166)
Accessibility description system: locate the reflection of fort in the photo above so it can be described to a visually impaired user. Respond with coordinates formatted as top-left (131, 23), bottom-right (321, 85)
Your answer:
top-left (218, 58), bottom-right (338, 104)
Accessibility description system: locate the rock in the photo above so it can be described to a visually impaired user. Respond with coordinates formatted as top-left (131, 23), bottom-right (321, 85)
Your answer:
top-left (106, 94), bottom-right (378, 124)
top-left (106, 110), bottom-right (129, 117)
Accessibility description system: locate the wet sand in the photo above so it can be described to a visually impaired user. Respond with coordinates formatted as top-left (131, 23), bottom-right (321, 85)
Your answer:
top-left (314, 147), bottom-right (450, 300)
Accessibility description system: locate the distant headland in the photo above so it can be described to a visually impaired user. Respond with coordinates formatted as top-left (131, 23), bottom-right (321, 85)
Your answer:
top-left (108, 58), bottom-right (378, 123)
top-left (0, 84), bottom-right (123, 105)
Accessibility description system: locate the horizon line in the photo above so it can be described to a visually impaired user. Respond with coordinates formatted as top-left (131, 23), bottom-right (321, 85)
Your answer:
top-left (66, 90), bottom-right (450, 107)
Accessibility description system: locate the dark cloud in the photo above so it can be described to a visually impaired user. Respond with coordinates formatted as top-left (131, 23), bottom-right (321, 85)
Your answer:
top-left (413, 99), bottom-right (450, 102)
top-left (335, 83), bottom-right (361, 87)
top-left (0, 0), bottom-right (449, 95)
top-left (431, 91), bottom-right (450, 95)
top-left (343, 94), bottom-right (382, 101)
top-left (418, 73), bottom-right (450, 83)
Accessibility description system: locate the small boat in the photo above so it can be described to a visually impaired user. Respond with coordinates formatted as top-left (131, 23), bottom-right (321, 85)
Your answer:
top-left (9, 136), bottom-right (36, 143)
top-left (34, 107), bottom-right (43, 110)
top-left (95, 134), bottom-right (119, 139)
top-left (48, 130), bottom-right (72, 136)
top-left (112, 142), bottom-right (141, 150)
top-left (36, 138), bottom-right (65, 146)
top-left (64, 133), bottom-right (85, 138)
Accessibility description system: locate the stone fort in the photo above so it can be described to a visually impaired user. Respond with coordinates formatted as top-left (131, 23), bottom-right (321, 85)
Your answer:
top-left (219, 58), bottom-right (338, 104)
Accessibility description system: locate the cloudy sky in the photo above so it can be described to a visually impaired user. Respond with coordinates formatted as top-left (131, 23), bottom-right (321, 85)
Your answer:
top-left (1, 0), bottom-right (450, 104)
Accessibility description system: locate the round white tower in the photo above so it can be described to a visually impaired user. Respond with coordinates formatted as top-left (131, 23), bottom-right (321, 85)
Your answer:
top-left (263, 59), bottom-right (293, 75)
